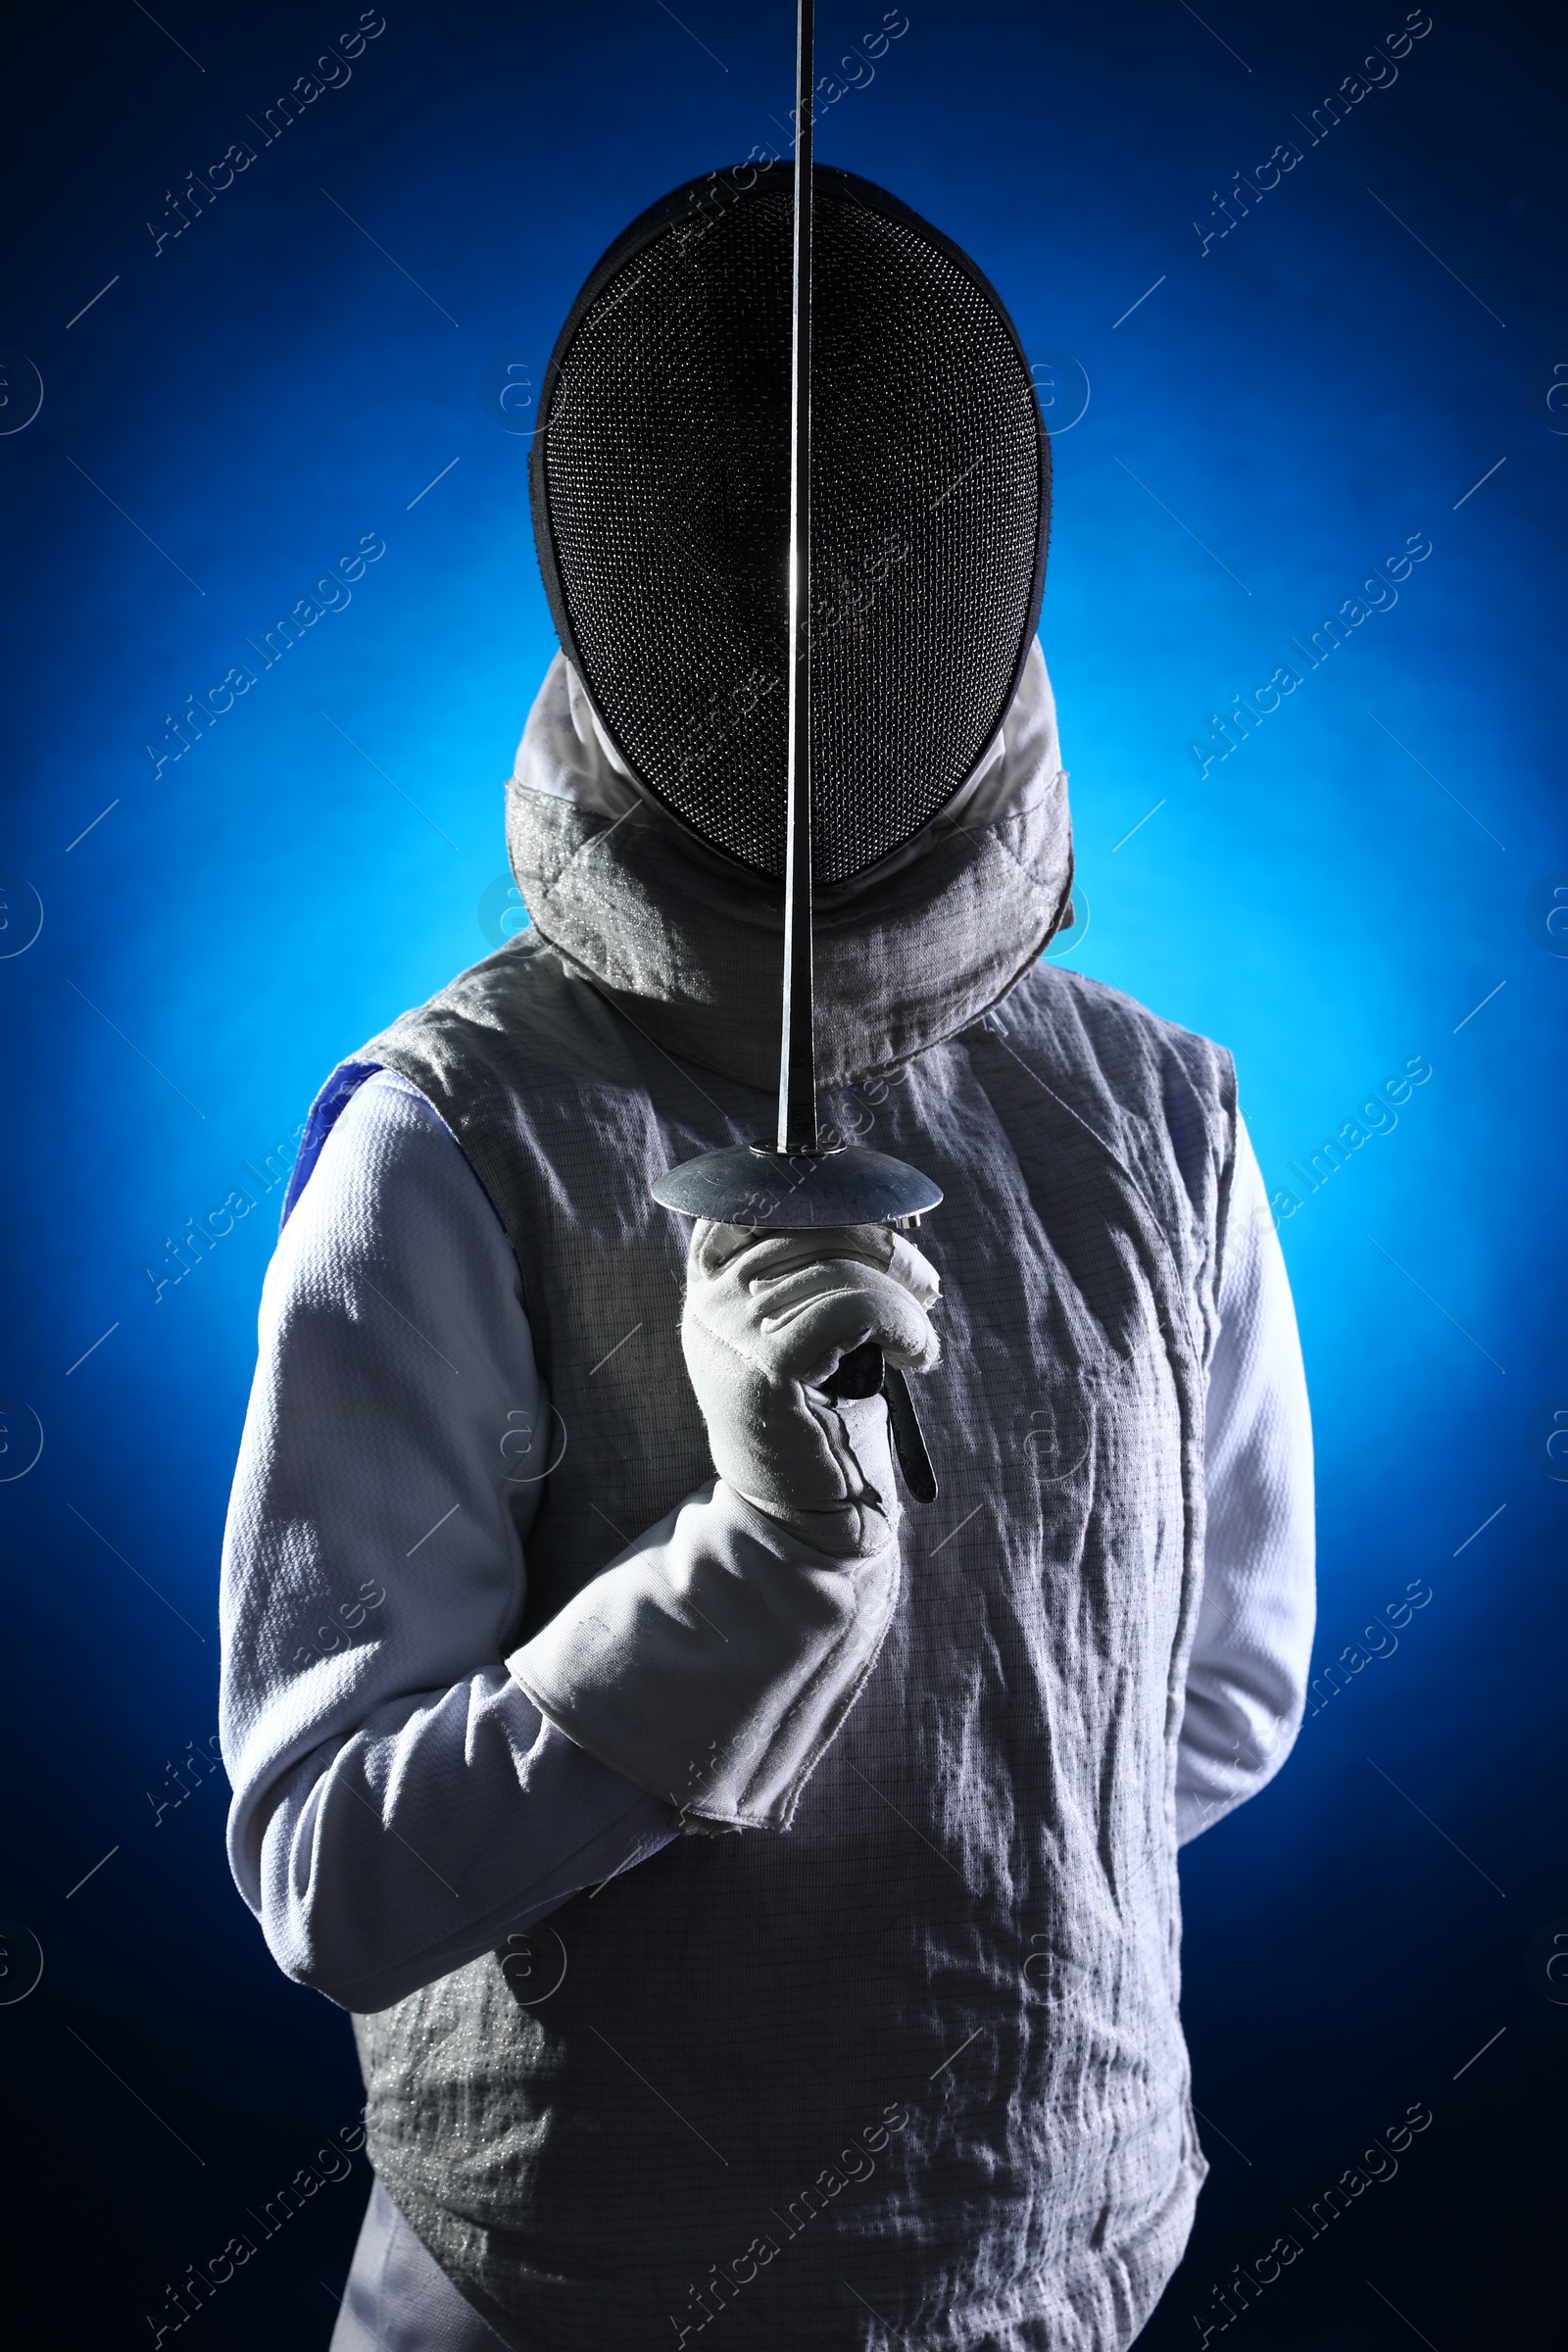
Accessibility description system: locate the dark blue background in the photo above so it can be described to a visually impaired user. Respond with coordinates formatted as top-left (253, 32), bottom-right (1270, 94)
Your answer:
top-left (1, 1), bottom-right (1562, 2342)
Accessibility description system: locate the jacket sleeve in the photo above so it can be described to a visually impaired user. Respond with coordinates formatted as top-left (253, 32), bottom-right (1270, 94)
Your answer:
top-left (1176, 1113), bottom-right (1316, 1841)
top-left (220, 1071), bottom-right (677, 2014)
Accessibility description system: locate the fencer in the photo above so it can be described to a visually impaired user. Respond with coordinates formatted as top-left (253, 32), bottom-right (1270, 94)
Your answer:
top-left (220, 160), bottom-right (1314, 2350)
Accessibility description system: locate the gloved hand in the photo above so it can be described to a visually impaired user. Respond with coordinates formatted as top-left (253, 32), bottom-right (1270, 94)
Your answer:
top-left (681, 1220), bottom-right (942, 1559)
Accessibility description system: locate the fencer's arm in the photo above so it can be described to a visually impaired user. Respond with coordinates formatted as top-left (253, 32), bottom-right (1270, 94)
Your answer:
top-left (220, 1072), bottom-right (676, 2015)
top-left (1176, 1114), bottom-right (1316, 1841)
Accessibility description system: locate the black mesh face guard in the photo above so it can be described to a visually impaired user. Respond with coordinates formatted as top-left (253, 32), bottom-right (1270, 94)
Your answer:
top-left (530, 162), bottom-right (1050, 887)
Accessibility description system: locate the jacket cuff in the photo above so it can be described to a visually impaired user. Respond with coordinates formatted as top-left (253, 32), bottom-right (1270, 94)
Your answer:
top-left (506, 1480), bottom-right (899, 1831)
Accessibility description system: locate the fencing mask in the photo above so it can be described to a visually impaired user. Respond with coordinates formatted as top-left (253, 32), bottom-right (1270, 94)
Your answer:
top-left (530, 160), bottom-right (1050, 889)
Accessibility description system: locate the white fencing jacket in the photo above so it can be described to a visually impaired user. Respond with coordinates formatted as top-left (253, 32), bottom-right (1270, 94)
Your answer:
top-left (222, 674), bottom-right (1312, 2022)
top-left (221, 643), bottom-right (1314, 2349)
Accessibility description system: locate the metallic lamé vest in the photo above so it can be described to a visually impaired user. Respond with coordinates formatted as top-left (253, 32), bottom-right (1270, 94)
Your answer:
top-left (333, 778), bottom-right (1235, 2350)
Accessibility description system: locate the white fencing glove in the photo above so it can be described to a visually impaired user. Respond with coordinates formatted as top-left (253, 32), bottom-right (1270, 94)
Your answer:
top-left (508, 1221), bottom-right (942, 1830)
top-left (681, 1220), bottom-right (942, 1557)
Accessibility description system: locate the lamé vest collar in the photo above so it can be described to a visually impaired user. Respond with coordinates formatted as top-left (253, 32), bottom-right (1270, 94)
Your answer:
top-left (505, 642), bottom-right (1074, 1092)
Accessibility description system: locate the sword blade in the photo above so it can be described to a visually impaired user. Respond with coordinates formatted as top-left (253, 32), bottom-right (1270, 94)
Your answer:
top-left (778, 0), bottom-right (817, 1152)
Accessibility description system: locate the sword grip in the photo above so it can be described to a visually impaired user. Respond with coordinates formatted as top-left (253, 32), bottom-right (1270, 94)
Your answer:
top-left (885, 1366), bottom-right (939, 1504)
top-left (822, 1346), bottom-right (939, 1504)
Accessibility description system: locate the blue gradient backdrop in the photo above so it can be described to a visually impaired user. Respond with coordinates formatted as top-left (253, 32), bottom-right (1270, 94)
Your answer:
top-left (1, 1), bottom-right (1562, 2341)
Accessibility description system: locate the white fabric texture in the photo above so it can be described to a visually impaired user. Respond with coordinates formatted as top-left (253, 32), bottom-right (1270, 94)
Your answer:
top-left (222, 1067), bottom-right (1311, 2018)
top-left (509, 1482), bottom-right (905, 1832)
top-left (1179, 1112), bottom-right (1316, 1838)
top-left (331, 2177), bottom-right (505, 2351)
